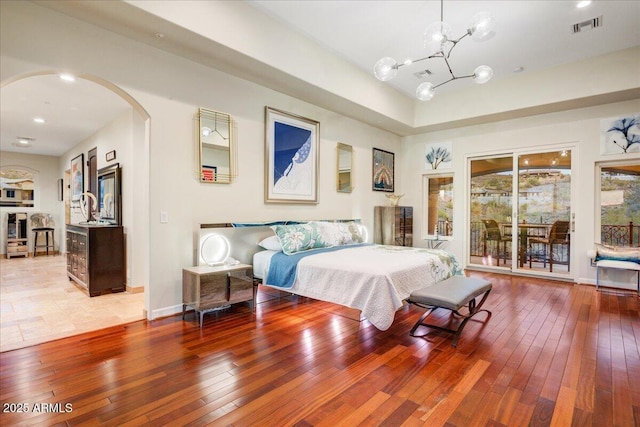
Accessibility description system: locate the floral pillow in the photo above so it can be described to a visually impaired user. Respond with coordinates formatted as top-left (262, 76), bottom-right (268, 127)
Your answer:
top-left (312, 221), bottom-right (364, 246)
top-left (270, 223), bottom-right (332, 255)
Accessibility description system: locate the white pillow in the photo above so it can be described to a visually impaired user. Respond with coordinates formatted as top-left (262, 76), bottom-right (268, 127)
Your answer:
top-left (258, 235), bottom-right (283, 251)
top-left (311, 221), bottom-right (364, 246)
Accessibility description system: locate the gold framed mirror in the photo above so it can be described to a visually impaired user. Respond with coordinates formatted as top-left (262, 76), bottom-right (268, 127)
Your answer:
top-left (337, 142), bottom-right (353, 193)
top-left (198, 108), bottom-right (235, 183)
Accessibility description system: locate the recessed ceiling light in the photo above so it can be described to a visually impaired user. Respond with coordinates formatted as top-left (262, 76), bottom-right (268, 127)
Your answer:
top-left (13, 137), bottom-right (34, 148)
top-left (577, 1), bottom-right (592, 8)
top-left (12, 142), bottom-right (32, 148)
top-left (33, 117), bottom-right (45, 124)
top-left (59, 73), bottom-right (76, 82)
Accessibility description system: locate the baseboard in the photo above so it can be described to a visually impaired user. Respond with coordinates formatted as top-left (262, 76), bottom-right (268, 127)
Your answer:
top-left (150, 304), bottom-right (182, 320)
top-left (126, 285), bottom-right (144, 294)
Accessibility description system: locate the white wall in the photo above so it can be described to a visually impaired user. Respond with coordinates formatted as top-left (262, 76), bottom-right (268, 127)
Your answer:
top-left (0, 151), bottom-right (61, 255)
top-left (59, 110), bottom-right (136, 286)
top-left (1, 1), bottom-right (401, 318)
top-left (130, 88), bottom-right (401, 318)
top-left (401, 99), bottom-right (640, 289)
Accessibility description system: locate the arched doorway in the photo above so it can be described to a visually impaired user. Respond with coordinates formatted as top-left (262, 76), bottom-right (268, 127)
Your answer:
top-left (0, 71), bottom-right (151, 350)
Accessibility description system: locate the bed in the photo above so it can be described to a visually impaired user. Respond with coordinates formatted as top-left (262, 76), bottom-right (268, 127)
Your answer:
top-left (200, 220), bottom-right (461, 330)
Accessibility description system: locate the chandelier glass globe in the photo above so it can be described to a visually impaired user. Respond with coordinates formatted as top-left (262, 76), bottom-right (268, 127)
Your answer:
top-left (416, 82), bottom-right (435, 101)
top-left (423, 21), bottom-right (452, 55)
top-left (473, 65), bottom-right (493, 84)
top-left (469, 12), bottom-right (496, 41)
top-left (373, 57), bottom-right (398, 81)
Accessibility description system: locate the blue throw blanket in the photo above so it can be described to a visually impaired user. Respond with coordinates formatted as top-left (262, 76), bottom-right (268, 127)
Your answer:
top-left (266, 244), bottom-right (370, 288)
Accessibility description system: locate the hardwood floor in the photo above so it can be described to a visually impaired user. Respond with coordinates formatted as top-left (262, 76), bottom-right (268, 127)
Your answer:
top-left (1, 272), bottom-right (638, 426)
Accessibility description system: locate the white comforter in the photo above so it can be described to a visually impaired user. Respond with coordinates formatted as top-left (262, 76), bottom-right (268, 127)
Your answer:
top-left (264, 244), bottom-right (460, 330)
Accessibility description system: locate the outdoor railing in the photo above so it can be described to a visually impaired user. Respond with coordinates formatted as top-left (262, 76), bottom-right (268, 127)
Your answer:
top-left (601, 222), bottom-right (639, 247)
top-left (469, 221), bottom-right (639, 259)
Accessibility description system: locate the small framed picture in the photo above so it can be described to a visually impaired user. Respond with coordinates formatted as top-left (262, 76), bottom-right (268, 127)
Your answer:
top-left (106, 150), bottom-right (116, 161)
top-left (372, 148), bottom-right (394, 192)
top-left (70, 153), bottom-right (84, 201)
top-left (201, 165), bottom-right (217, 182)
top-left (57, 178), bottom-right (64, 201)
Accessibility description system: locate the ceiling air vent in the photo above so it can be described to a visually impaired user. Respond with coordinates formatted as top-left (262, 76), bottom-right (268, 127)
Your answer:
top-left (572, 15), bottom-right (602, 33)
top-left (413, 69), bottom-right (433, 79)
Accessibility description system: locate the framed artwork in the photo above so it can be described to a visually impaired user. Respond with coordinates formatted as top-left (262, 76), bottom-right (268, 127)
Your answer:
top-left (201, 165), bottom-right (217, 182)
top-left (372, 148), bottom-right (394, 192)
top-left (425, 141), bottom-right (452, 170)
top-left (265, 107), bottom-right (319, 204)
top-left (600, 114), bottom-right (640, 155)
top-left (70, 153), bottom-right (84, 201)
top-left (57, 178), bottom-right (64, 201)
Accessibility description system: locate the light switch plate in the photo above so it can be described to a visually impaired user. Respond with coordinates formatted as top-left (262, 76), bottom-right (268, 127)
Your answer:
top-left (160, 211), bottom-right (168, 223)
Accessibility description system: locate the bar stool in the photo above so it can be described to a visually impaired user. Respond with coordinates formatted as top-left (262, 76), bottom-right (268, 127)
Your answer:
top-left (33, 227), bottom-right (55, 256)
top-left (30, 213), bottom-right (55, 257)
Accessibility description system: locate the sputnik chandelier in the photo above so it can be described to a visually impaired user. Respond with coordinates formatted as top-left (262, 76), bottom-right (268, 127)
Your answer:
top-left (373, 0), bottom-right (496, 101)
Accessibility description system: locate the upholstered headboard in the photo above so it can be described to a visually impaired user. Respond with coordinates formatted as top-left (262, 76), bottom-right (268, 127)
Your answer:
top-left (198, 220), bottom-right (362, 266)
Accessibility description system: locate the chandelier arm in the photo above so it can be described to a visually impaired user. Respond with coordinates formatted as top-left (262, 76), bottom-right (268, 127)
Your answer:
top-left (442, 56), bottom-right (456, 79)
top-left (433, 74), bottom-right (474, 89)
top-left (396, 53), bottom-right (443, 69)
top-left (445, 32), bottom-right (470, 59)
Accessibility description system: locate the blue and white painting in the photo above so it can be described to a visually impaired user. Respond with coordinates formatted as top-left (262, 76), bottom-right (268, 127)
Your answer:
top-left (273, 122), bottom-right (312, 194)
top-left (266, 107), bottom-right (319, 203)
top-left (600, 114), bottom-right (640, 155)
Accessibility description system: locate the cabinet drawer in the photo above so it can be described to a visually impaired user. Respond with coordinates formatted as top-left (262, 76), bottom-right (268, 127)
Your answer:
top-left (199, 274), bottom-right (228, 308)
top-left (229, 268), bottom-right (253, 303)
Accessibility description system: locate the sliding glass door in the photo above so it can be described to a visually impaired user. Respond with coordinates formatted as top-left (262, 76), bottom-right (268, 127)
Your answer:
top-left (469, 149), bottom-right (573, 278)
top-left (469, 156), bottom-right (513, 268)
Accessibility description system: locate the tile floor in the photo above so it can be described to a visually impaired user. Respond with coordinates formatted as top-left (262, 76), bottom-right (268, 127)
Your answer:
top-left (0, 254), bottom-right (144, 352)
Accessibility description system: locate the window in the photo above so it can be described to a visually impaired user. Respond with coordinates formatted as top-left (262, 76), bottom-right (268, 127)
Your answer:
top-left (598, 161), bottom-right (640, 247)
top-left (423, 174), bottom-right (453, 237)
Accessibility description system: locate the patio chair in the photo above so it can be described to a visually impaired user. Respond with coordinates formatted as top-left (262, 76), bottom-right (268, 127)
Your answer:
top-left (528, 220), bottom-right (570, 272)
top-left (482, 219), bottom-right (511, 266)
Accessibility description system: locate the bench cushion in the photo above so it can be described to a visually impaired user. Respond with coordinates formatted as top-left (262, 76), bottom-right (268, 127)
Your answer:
top-left (410, 276), bottom-right (492, 311)
top-left (596, 259), bottom-right (640, 271)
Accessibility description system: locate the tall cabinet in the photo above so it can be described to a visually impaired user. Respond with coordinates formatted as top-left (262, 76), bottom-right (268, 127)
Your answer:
top-left (374, 206), bottom-right (413, 247)
top-left (6, 212), bottom-right (28, 258)
top-left (66, 224), bottom-right (125, 296)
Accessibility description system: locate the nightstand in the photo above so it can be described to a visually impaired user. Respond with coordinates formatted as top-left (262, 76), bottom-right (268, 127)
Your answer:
top-left (182, 263), bottom-right (254, 327)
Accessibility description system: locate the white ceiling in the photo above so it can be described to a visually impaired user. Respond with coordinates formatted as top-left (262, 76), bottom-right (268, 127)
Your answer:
top-left (0, 75), bottom-right (131, 157)
top-left (2, 1), bottom-right (639, 157)
top-left (248, 0), bottom-right (640, 97)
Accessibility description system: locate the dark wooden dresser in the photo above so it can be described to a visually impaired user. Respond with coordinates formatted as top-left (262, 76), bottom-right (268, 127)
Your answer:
top-left (66, 224), bottom-right (125, 296)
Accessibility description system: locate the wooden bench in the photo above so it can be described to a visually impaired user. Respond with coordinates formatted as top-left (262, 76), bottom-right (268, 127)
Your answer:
top-left (595, 259), bottom-right (640, 296)
top-left (407, 276), bottom-right (492, 347)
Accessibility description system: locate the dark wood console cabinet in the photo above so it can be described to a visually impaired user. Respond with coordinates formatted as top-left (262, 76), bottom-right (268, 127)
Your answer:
top-left (66, 224), bottom-right (125, 297)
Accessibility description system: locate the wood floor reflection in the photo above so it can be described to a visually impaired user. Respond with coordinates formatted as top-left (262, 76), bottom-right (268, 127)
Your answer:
top-left (0, 255), bottom-right (144, 352)
top-left (1, 272), bottom-right (638, 426)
